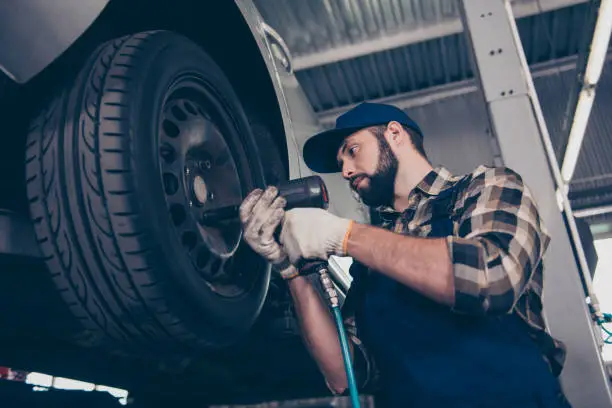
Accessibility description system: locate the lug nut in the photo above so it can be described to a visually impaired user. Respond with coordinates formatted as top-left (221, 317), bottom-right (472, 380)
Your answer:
top-left (159, 143), bottom-right (175, 162)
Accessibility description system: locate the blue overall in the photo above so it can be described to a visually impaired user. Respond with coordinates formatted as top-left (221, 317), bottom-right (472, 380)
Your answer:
top-left (352, 189), bottom-right (572, 408)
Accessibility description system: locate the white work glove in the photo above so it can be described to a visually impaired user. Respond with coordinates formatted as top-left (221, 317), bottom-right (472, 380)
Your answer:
top-left (279, 208), bottom-right (354, 265)
top-left (239, 186), bottom-right (298, 280)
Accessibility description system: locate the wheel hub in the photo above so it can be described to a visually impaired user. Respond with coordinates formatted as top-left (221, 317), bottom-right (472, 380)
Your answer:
top-left (158, 87), bottom-right (255, 295)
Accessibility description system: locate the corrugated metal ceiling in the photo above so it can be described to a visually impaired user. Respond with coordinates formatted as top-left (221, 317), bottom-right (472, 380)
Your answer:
top-left (296, 33), bottom-right (474, 111)
top-left (254, 0), bottom-right (581, 67)
top-left (255, 0), bottom-right (462, 58)
top-left (256, 1), bottom-right (588, 112)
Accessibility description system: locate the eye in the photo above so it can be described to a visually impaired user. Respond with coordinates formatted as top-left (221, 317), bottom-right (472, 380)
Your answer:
top-left (348, 144), bottom-right (359, 156)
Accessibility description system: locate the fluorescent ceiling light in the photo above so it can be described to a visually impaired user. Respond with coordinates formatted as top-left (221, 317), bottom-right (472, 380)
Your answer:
top-left (585, 0), bottom-right (612, 84)
top-left (562, 88), bottom-right (596, 182)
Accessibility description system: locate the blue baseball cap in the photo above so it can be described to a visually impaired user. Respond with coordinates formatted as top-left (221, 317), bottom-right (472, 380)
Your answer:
top-left (303, 102), bottom-right (423, 173)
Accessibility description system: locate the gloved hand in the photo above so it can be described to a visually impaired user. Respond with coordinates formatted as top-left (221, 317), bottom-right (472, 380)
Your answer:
top-left (279, 208), bottom-right (354, 265)
top-left (239, 186), bottom-right (298, 280)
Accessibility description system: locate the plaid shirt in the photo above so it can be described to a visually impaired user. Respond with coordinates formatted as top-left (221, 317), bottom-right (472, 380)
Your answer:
top-left (342, 165), bottom-right (567, 392)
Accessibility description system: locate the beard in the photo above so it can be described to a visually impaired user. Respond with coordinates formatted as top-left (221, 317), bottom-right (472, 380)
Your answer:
top-left (351, 132), bottom-right (398, 208)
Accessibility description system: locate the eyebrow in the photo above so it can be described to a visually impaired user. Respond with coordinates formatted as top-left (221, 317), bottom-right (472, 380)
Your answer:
top-left (337, 141), bottom-right (348, 163)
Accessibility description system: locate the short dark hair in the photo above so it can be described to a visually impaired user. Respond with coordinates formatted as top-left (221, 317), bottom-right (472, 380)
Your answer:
top-left (369, 124), bottom-right (428, 160)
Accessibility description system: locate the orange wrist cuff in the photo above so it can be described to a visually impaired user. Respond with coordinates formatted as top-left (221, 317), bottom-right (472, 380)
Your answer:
top-left (283, 268), bottom-right (300, 280)
top-left (342, 220), bottom-right (354, 256)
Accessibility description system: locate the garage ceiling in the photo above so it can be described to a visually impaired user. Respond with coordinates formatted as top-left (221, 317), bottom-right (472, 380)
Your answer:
top-left (255, 0), bottom-right (588, 112)
top-left (255, 0), bottom-right (612, 229)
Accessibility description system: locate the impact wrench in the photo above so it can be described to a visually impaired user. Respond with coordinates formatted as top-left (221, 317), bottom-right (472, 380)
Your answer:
top-left (200, 176), bottom-right (361, 408)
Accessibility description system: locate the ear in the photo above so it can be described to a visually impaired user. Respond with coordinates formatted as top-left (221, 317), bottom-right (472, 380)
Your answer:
top-left (385, 121), bottom-right (404, 147)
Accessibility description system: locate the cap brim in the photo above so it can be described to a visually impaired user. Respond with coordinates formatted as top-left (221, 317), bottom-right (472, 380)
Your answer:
top-left (303, 126), bottom-right (365, 173)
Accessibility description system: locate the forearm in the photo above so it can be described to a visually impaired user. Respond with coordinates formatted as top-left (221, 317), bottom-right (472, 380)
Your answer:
top-left (346, 223), bottom-right (455, 306)
top-left (287, 276), bottom-right (350, 393)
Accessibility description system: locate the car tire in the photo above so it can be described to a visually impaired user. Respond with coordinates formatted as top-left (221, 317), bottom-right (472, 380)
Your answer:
top-left (25, 31), bottom-right (271, 353)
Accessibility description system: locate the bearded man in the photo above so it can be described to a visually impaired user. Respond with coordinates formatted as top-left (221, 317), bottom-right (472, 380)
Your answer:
top-left (239, 102), bottom-right (571, 408)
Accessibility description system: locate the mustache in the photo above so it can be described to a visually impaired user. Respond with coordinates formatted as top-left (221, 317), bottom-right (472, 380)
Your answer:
top-left (349, 174), bottom-right (368, 189)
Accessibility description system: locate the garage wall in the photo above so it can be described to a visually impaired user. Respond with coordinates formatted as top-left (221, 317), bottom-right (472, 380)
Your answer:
top-left (407, 88), bottom-right (496, 175)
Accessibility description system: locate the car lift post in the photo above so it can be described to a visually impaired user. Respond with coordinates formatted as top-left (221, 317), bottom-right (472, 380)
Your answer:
top-left (459, 1), bottom-right (612, 407)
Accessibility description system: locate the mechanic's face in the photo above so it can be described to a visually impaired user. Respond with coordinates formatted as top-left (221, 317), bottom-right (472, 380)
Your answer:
top-left (337, 127), bottom-right (398, 207)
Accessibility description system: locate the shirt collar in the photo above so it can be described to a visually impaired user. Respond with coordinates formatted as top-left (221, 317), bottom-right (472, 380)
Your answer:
top-left (415, 166), bottom-right (457, 196)
top-left (376, 166), bottom-right (457, 214)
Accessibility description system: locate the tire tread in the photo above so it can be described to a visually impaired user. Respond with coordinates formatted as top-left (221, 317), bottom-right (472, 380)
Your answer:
top-left (26, 31), bottom-right (202, 350)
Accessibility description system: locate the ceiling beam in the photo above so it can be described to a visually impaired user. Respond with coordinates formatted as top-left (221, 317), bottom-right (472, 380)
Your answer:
top-left (293, 19), bottom-right (463, 71)
top-left (293, 0), bottom-right (588, 71)
top-left (317, 52), bottom-right (598, 127)
top-left (573, 204), bottom-right (612, 218)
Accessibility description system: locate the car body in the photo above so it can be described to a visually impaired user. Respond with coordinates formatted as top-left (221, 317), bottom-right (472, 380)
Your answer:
top-left (0, 0), bottom-right (365, 404)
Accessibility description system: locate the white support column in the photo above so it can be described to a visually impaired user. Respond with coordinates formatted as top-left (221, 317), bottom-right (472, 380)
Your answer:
top-left (459, 1), bottom-right (612, 407)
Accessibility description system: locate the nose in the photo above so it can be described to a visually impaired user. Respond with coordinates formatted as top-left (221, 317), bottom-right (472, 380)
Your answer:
top-left (342, 162), bottom-right (355, 179)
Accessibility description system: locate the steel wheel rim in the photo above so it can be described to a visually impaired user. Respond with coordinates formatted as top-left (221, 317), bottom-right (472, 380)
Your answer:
top-left (157, 75), bottom-right (260, 298)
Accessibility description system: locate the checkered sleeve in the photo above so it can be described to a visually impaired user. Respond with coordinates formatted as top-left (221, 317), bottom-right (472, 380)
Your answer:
top-left (447, 167), bottom-right (550, 316)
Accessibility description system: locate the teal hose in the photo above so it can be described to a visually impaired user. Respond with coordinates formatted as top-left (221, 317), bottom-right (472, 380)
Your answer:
top-left (316, 263), bottom-right (361, 408)
top-left (331, 305), bottom-right (361, 408)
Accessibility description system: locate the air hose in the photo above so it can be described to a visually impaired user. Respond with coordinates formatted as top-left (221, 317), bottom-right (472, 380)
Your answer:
top-left (598, 312), bottom-right (612, 344)
top-left (316, 263), bottom-right (361, 408)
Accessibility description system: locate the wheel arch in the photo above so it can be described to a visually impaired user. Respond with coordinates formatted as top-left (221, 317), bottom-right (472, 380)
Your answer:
top-left (8, 0), bottom-right (289, 179)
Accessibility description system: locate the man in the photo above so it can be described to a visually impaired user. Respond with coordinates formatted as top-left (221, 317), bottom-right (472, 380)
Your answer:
top-left (239, 102), bottom-right (571, 407)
